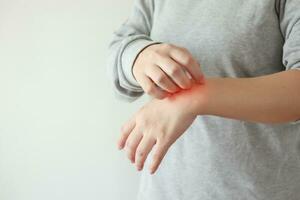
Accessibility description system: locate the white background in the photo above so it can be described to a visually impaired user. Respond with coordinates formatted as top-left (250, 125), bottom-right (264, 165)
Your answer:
top-left (0, 0), bottom-right (148, 199)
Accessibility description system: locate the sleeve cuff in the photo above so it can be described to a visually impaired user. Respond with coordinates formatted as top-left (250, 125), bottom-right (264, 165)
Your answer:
top-left (121, 39), bottom-right (162, 87)
top-left (284, 51), bottom-right (300, 70)
top-left (290, 118), bottom-right (300, 125)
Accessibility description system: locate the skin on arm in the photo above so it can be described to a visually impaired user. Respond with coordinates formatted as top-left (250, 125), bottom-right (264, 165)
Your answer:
top-left (190, 69), bottom-right (300, 124)
top-left (117, 69), bottom-right (300, 174)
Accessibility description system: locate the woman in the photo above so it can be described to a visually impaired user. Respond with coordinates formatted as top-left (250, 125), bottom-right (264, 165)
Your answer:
top-left (107, 0), bottom-right (300, 199)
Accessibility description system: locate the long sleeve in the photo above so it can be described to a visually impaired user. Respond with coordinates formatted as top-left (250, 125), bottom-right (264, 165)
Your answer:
top-left (277, 0), bottom-right (300, 124)
top-left (278, 0), bottom-right (300, 71)
top-left (106, 0), bottom-right (162, 102)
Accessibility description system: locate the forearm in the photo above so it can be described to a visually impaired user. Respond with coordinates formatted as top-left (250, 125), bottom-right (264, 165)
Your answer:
top-left (174, 69), bottom-right (300, 124)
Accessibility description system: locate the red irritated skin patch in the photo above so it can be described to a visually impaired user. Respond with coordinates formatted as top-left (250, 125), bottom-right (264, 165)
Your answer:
top-left (164, 69), bottom-right (206, 100)
top-left (166, 76), bottom-right (206, 103)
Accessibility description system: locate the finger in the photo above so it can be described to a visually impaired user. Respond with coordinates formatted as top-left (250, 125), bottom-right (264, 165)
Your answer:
top-left (118, 116), bottom-right (136, 150)
top-left (125, 128), bottom-right (143, 163)
top-left (156, 56), bottom-right (192, 89)
top-left (169, 47), bottom-right (204, 84)
top-left (142, 76), bottom-right (170, 99)
top-left (149, 139), bottom-right (170, 174)
top-left (145, 65), bottom-right (180, 93)
top-left (135, 136), bottom-right (157, 171)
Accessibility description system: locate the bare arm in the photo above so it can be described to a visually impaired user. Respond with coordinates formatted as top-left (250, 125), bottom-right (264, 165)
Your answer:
top-left (186, 69), bottom-right (300, 124)
top-left (118, 69), bottom-right (300, 175)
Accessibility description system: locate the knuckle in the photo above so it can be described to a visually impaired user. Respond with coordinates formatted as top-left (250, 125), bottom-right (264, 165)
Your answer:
top-left (136, 116), bottom-right (147, 129)
top-left (154, 54), bottom-right (166, 63)
top-left (161, 139), bottom-right (171, 148)
top-left (148, 50), bottom-right (159, 60)
top-left (145, 83), bottom-right (156, 94)
top-left (126, 141), bottom-right (133, 149)
top-left (137, 150), bottom-right (145, 158)
top-left (156, 73), bottom-right (166, 84)
top-left (170, 65), bottom-right (181, 76)
top-left (162, 43), bottom-right (173, 49)
top-left (181, 47), bottom-right (190, 53)
top-left (159, 135), bottom-right (172, 146)
top-left (181, 55), bottom-right (193, 66)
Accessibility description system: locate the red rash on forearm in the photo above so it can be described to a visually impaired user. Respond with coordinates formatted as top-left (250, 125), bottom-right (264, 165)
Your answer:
top-left (160, 70), bottom-right (300, 124)
top-left (163, 80), bottom-right (208, 116)
top-left (166, 81), bottom-right (205, 100)
top-left (165, 70), bottom-right (300, 124)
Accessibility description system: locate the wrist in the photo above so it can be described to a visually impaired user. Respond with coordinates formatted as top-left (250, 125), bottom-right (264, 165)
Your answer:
top-left (189, 81), bottom-right (210, 116)
top-left (164, 80), bottom-right (210, 116)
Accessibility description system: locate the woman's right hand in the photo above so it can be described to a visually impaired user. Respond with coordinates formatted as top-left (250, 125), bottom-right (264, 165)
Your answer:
top-left (132, 43), bottom-right (205, 99)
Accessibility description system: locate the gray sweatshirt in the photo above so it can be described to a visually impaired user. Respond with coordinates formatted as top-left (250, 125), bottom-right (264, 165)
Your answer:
top-left (106, 0), bottom-right (300, 199)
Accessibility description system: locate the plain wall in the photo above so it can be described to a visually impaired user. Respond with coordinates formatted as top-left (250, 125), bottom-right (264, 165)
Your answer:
top-left (0, 0), bottom-right (148, 199)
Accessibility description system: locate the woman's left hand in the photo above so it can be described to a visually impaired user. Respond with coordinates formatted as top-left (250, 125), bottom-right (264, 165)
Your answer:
top-left (117, 86), bottom-right (204, 174)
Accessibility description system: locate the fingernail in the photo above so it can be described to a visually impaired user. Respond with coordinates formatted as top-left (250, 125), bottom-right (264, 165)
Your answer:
top-left (149, 166), bottom-right (154, 174)
top-left (149, 169), bottom-right (154, 175)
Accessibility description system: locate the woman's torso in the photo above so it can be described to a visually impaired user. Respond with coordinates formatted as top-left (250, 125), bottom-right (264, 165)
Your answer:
top-left (151, 0), bottom-right (285, 77)
top-left (138, 1), bottom-right (300, 200)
